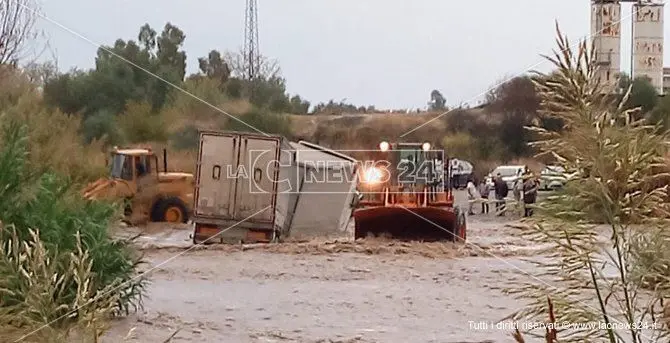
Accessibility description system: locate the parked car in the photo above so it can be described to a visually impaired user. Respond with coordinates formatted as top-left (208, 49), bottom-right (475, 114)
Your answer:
top-left (485, 165), bottom-right (527, 190)
top-left (539, 165), bottom-right (567, 190)
top-left (539, 165), bottom-right (579, 190)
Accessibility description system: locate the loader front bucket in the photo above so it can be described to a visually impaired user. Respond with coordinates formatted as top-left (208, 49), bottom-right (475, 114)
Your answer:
top-left (82, 178), bottom-right (112, 200)
top-left (353, 206), bottom-right (466, 242)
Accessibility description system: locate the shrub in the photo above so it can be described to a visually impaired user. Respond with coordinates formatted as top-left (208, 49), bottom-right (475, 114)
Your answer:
top-left (81, 109), bottom-right (123, 146)
top-left (172, 77), bottom-right (230, 121)
top-left (0, 89), bottom-right (106, 184)
top-left (442, 132), bottom-right (478, 162)
top-left (225, 108), bottom-right (293, 138)
top-left (116, 101), bottom-right (169, 144)
top-left (0, 120), bottom-right (146, 340)
top-left (0, 66), bottom-right (37, 109)
top-left (170, 124), bottom-right (200, 150)
top-left (441, 132), bottom-right (506, 180)
top-left (444, 108), bottom-right (479, 134)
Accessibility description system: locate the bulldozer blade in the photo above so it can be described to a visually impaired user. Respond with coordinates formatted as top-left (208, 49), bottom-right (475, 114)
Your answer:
top-left (353, 206), bottom-right (466, 242)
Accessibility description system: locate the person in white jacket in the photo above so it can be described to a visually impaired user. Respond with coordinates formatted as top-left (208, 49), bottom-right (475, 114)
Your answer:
top-left (466, 179), bottom-right (478, 215)
top-left (512, 178), bottom-right (523, 215)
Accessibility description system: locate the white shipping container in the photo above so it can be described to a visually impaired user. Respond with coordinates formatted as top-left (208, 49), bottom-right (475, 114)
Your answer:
top-left (288, 141), bottom-right (360, 240)
top-left (191, 131), bottom-right (359, 244)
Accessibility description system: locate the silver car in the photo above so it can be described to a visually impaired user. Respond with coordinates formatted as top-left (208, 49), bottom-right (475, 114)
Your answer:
top-left (539, 165), bottom-right (570, 190)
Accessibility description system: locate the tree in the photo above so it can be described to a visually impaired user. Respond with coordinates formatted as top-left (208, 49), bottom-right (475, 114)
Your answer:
top-left (223, 50), bottom-right (280, 80)
top-left (487, 76), bottom-right (541, 157)
top-left (488, 75), bottom-right (539, 114)
top-left (618, 74), bottom-right (658, 116)
top-left (289, 94), bottom-right (310, 114)
top-left (225, 109), bottom-right (293, 137)
top-left (0, 0), bottom-right (38, 66)
top-left (311, 99), bottom-right (365, 115)
top-left (647, 94), bottom-right (670, 130)
top-left (216, 50), bottom-right (305, 112)
top-left (41, 21), bottom-right (316, 125)
top-left (147, 22), bottom-right (187, 110)
top-left (23, 61), bottom-right (57, 86)
top-left (44, 22), bottom-right (188, 116)
top-left (198, 50), bottom-right (230, 86)
top-left (445, 108), bottom-right (476, 133)
top-left (42, 68), bottom-right (94, 115)
top-left (428, 90), bottom-right (446, 111)
top-left (90, 22), bottom-right (187, 113)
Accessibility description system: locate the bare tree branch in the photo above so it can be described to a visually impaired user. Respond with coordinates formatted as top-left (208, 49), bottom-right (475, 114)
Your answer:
top-left (0, 0), bottom-right (39, 65)
top-left (223, 48), bottom-right (281, 80)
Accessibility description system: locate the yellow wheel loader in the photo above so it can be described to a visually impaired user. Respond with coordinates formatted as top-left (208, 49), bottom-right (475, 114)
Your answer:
top-left (81, 147), bottom-right (194, 225)
top-left (353, 141), bottom-right (467, 242)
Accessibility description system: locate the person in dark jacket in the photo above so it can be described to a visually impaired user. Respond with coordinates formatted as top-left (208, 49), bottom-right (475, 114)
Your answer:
top-left (523, 174), bottom-right (539, 217)
top-left (493, 173), bottom-right (509, 216)
top-left (478, 180), bottom-right (490, 214)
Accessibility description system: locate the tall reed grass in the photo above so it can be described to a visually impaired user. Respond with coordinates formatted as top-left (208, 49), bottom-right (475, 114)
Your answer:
top-left (505, 24), bottom-right (670, 342)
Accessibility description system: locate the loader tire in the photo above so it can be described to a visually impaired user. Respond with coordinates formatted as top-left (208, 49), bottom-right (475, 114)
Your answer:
top-left (151, 197), bottom-right (189, 223)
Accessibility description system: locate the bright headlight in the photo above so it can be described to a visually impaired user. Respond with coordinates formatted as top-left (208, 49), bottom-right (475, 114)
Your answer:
top-left (422, 142), bottom-right (431, 151)
top-left (379, 141), bottom-right (390, 152)
top-left (363, 167), bottom-right (383, 183)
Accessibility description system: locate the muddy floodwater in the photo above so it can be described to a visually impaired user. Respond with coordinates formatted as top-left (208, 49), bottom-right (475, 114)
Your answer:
top-left (103, 191), bottom-right (548, 343)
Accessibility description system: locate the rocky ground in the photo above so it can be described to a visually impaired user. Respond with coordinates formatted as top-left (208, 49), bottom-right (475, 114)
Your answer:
top-left (102, 191), bottom-right (548, 343)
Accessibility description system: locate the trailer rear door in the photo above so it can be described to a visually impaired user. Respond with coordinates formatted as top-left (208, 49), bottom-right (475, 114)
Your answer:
top-left (194, 133), bottom-right (238, 218)
top-left (233, 136), bottom-right (280, 222)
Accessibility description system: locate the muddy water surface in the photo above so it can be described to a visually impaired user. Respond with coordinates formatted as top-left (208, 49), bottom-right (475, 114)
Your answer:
top-left (103, 191), bottom-right (548, 342)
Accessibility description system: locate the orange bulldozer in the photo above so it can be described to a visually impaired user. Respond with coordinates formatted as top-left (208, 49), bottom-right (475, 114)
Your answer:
top-left (353, 141), bottom-right (466, 242)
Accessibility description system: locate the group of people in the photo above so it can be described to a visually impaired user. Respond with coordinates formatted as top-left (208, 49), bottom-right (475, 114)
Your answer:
top-left (465, 172), bottom-right (539, 217)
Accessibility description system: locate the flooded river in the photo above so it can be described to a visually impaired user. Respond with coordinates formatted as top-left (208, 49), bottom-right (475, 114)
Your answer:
top-left (102, 191), bottom-right (548, 343)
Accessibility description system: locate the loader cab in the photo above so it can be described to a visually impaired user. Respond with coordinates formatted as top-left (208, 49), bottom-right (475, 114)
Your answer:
top-left (109, 148), bottom-right (159, 182)
top-left (388, 142), bottom-right (442, 188)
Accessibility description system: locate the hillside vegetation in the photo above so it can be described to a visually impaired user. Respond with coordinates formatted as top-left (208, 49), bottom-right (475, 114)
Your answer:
top-left (22, 21), bottom-right (669, 180)
top-left (25, 22), bottom-right (575, 178)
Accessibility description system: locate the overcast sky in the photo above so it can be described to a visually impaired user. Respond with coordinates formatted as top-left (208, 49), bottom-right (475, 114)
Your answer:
top-left (31, 0), bottom-right (668, 110)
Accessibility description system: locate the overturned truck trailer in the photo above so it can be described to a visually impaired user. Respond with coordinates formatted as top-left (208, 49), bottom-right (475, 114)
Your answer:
top-left (288, 140), bottom-right (360, 240)
top-left (191, 130), bottom-right (359, 244)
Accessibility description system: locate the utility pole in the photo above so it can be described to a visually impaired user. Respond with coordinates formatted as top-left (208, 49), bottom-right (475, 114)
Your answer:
top-left (243, 0), bottom-right (260, 81)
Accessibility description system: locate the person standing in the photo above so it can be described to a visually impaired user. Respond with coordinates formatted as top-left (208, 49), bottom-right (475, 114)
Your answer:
top-left (478, 180), bottom-right (490, 214)
top-left (523, 174), bottom-right (539, 217)
top-left (512, 177), bottom-right (523, 216)
top-left (466, 178), bottom-right (478, 215)
top-left (494, 174), bottom-right (509, 216)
